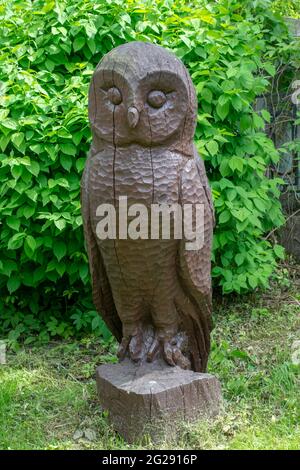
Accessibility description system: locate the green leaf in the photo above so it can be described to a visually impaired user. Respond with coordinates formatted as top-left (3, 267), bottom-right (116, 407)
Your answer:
top-left (87, 38), bottom-right (96, 54)
top-left (235, 253), bottom-right (245, 266)
top-left (273, 244), bottom-right (285, 260)
top-left (30, 144), bottom-right (43, 154)
top-left (79, 264), bottom-right (88, 282)
top-left (7, 275), bottom-right (21, 294)
top-left (73, 36), bottom-right (85, 52)
top-left (45, 59), bottom-right (55, 72)
top-left (60, 154), bottom-right (72, 172)
top-left (239, 71), bottom-right (254, 89)
top-left (11, 132), bottom-right (25, 149)
top-left (0, 109), bottom-right (9, 120)
top-left (232, 208), bottom-right (250, 222)
top-left (24, 235), bottom-right (37, 257)
top-left (206, 140), bottom-right (219, 156)
top-left (53, 241), bottom-right (67, 261)
top-left (0, 134), bottom-right (10, 151)
top-left (1, 260), bottom-right (17, 276)
top-left (229, 156), bottom-right (244, 173)
top-left (240, 115), bottom-right (252, 132)
top-left (218, 94), bottom-right (229, 107)
top-left (84, 20), bottom-right (97, 38)
top-left (7, 216), bottom-right (20, 231)
top-left (60, 143), bottom-right (76, 156)
top-left (23, 206), bottom-right (35, 219)
top-left (219, 210), bottom-right (231, 224)
top-left (72, 132), bottom-right (83, 146)
top-left (8, 233), bottom-right (26, 250)
top-left (261, 109), bottom-right (271, 123)
top-left (253, 113), bottom-right (264, 130)
top-left (56, 262), bottom-right (66, 277)
top-left (76, 158), bottom-right (86, 172)
top-left (202, 88), bottom-right (213, 103)
top-left (253, 198), bottom-right (266, 212)
top-left (54, 219), bottom-right (67, 231)
top-left (2, 119), bottom-right (18, 130)
top-left (92, 316), bottom-right (101, 331)
top-left (264, 62), bottom-right (276, 76)
top-left (33, 267), bottom-right (45, 283)
top-left (248, 275), bottom-right (258, 289)
top-left (232, 95), bottom-right (243, 112)
top-left (216, 101), bottom-right (230, 121)
top-left (28, 160), bottom-right (40, 177)
top-left (219, 159), bottom-right (231, 177)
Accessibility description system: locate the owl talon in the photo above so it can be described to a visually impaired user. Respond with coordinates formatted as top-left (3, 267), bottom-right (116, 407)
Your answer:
top-left (147, 334), bottom-right (190, 369)
top-left (117, 336), bottom-right (131, 360)
top-left (147, 337), bottom-right (160, 362)
top-left (119, 328), bottom-right (191, 370)
top-left (129, 332), bottom-right (143, 362)
top-left (173, 348), bottom-right (191, 370)
top-left (164, 343), bottom-right (190, 369)
top-left (118, 327), bottom-right (145, 362)
top-left (163, 342), bottom-right (176, 366)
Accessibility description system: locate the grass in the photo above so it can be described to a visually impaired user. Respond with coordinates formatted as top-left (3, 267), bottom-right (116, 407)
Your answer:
top-left (0, 263), bottom-right (299, 450)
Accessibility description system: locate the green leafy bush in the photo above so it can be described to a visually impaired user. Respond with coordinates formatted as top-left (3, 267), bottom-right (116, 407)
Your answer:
top-left (272, 0), bottom-right (300, 18)
top-left (0, 0), bottom-right (296, 343)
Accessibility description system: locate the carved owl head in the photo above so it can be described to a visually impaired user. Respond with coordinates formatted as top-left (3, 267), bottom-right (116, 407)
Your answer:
top-left (89, 42), bottom-right (197, 156)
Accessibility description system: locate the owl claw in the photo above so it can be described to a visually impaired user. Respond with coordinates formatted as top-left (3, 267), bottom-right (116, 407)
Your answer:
top-left (117, 327), bottom-right (144, 362)
top-left (147, 334), bottom-right (191, 370)
top-left (147, 338), bottom-right (160, 362)
top-left (117, 336), bottom-right (131, 360)
top-left (119, 328), bottom-right (191, 370)
top-left (129, 332), bottom-right (143, 362)
top-left (165, 342), bottom-right (191, 369)
top-left (163, 342), bottom-right (176, 366)
top-left (172, 348), bottom-right (190, 370)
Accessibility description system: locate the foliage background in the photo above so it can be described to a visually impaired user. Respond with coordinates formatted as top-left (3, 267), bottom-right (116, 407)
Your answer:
top-left (0, 0), bottom-right (299, 345)
top-left (273, 0), bottom-right (300, 18)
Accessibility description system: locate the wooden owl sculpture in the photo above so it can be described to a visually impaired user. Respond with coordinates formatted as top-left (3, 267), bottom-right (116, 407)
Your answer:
top-left (81, 42), bottom-right (214, 372)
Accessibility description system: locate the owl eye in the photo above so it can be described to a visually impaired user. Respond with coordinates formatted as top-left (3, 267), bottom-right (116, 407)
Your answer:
top-left (147, 90), bottom-right (167, 108)
top-left (107, 87), bottom-right (122, 105)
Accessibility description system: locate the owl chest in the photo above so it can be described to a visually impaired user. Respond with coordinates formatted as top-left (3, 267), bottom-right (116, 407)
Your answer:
top-left (89, 148), bottom-right (182, 207)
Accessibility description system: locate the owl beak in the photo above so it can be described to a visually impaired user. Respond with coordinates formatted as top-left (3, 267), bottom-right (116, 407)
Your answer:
top-left (127, 106), bottom-right (139, 129)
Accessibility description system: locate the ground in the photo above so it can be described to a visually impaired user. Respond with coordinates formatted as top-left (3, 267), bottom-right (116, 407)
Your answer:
top-left (0, 262), bottom-right (299, 450)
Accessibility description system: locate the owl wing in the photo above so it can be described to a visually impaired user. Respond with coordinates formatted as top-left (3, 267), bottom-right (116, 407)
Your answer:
top-left (194, 145), bottom-right (215, 226)
top-left (81, 157), bottom-right (122, 342)
top-left (177, 152), bottom-right (214, 371)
